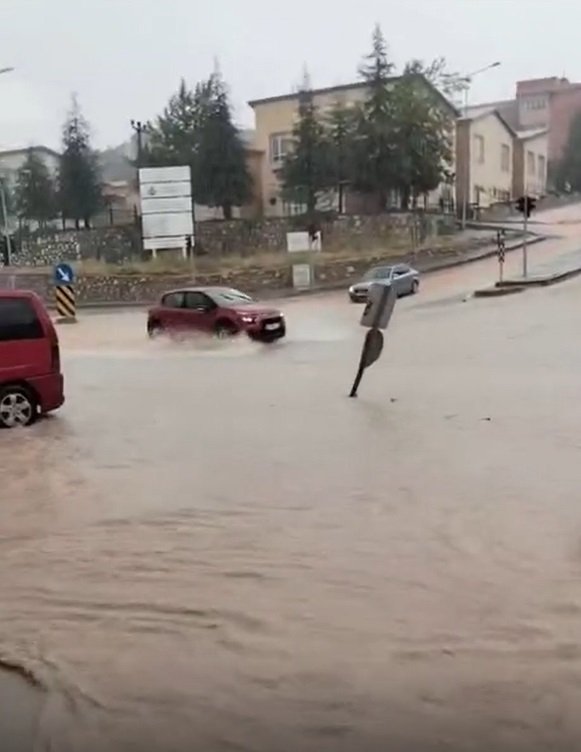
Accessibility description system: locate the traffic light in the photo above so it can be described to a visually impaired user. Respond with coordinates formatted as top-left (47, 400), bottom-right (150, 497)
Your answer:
top-left (516, 195), bottom-right (536, 217)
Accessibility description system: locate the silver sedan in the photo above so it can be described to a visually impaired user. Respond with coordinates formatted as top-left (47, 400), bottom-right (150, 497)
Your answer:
top-left (348, 264), bottom-right (420, 303)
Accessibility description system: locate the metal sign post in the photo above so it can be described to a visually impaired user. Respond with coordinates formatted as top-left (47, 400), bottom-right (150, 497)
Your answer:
top-left (349, 283), bottom-right (397, 398)
top-left (54, 263), bottom-right (77, 323)
top-left (523, 201), bottom-right (528, 279)
top-left (496, 229), bottom-right (506, 283)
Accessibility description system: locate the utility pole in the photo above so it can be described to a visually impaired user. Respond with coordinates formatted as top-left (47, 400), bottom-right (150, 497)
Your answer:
top-left (0, 178), bottom-right (12, 267)
top-left (515, 195), bottom-right (536, 279)
top-left (0, 68), bottom-right (15, 268)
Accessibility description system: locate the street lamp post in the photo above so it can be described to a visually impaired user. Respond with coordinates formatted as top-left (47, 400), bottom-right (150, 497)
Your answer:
top-left (130, 120), bottom-right (149, 169)
top-left (460, 61), bottom-right (501, 229)
top-left (0, 178), bottom-right (13, 267)
top-left (0, 68), bottom-right (15, 267)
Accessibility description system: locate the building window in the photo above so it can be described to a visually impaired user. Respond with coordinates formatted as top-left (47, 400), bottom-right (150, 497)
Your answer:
top-left (527, 150), bottom-right (536, 176)
top-left (525, 97), bottom-right (546, 111)
top-left (474, 134), bottom-right (485, 164)
top-left (538, 154), bottom-right (546, 180)
top-left (270, 133), bottom-right (293, 165)
top-left (501, 144), bottom-right (510, 172)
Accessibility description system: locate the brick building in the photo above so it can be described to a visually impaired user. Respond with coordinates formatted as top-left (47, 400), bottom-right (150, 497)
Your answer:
top-left (477, 77), bottom-right (581, 171)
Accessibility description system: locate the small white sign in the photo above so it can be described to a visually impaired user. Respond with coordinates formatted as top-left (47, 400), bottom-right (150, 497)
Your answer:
top-left (141, 181), bottom-right (192, 200)
top-left (286, 232), bottom-right (322, 253)
top-left (143, 236), bottom-right (189, 251)
top-left (142, 212), bottom-right (193, 240)
top-left (139, 166), bottom-right (191, 184)
top-left (141, 196), bottom-right (193, 215)
top-left (292, 263), bottom-right (312, 289)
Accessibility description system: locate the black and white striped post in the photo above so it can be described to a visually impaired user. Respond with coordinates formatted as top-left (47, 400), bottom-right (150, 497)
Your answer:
top-left (54, 263), bottom-right (77, 324)
top-left (496, 229), bottom-right (506, 284)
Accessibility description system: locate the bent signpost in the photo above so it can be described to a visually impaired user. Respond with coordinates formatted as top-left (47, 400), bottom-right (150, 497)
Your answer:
top-left (349, 282), bottom-right (397, 398)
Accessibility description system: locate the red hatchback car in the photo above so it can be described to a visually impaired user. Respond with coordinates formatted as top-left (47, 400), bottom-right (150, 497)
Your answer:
top-left (0, 290), bottom-right (64, 428)
top-left (147, 287), bottom-right (286, 343)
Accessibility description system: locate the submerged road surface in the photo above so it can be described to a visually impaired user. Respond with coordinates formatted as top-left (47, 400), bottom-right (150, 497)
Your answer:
top-left (2, 205), bottom-right (581, 751)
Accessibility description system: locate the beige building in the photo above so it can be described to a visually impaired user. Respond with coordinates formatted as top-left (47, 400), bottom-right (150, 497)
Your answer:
top-left (248, 78), bottom-right (456, 217)
top-left (456, 105), bottom-right (548, 217)
top-left (513, 128), bottom-right (548, 198)
top-left (456, 108), bottom-right (514, 213)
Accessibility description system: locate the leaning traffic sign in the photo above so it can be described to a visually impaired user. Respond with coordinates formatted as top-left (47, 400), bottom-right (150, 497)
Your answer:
top-left (360, 283), bottom-right (396, 329)
top-left (54, 263), bottom-right (74, 286)
top-left (350, 283), bottom-right (397, 398)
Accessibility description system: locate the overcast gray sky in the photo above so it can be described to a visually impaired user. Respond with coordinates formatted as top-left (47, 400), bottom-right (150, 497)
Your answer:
top-left (0, 0), bottom-right (577, 151)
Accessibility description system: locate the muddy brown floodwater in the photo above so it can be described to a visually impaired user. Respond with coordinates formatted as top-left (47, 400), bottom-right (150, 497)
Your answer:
top-left (2, 272), bottom-right (581, 751)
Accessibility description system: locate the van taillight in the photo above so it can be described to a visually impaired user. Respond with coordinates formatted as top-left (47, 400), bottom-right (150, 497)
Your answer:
top-left (51, 342), bottom-right (60, 372)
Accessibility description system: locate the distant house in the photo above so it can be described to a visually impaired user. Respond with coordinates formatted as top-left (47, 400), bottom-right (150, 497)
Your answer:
top-left (456, 105), bottom-right (547, 216)
top-left (470, 76), bottom-right (581, 180)
top-left (0, 146), bottom-right (60, 190)
top-left (100, 130), bottom-right (264, 225)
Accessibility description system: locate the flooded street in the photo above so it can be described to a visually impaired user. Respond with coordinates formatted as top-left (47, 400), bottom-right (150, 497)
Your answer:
top-left (3, 218), bottom-right (581, 750)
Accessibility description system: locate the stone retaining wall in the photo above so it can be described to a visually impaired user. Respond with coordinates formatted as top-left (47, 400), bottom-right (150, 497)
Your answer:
top-left (10, 213), bottom-right (456, 266)
top-left (0, 234), bottom-right (494, 307)
top-left (13, 227), bottom-right (139, 267)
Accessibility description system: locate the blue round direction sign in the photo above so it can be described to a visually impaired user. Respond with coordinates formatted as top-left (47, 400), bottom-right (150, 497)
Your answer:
top-left (54, 263), bottom-right (74, 286)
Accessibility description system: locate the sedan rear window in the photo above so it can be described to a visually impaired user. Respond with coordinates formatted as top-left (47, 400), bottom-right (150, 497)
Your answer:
top-left (0, 298), bottom-right (43, 342)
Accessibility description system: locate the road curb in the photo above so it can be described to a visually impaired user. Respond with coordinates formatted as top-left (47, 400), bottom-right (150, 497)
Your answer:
top-left (474, 285), bottom-right (526, 298)
top-left (495, 265), bottom-right (581, 288)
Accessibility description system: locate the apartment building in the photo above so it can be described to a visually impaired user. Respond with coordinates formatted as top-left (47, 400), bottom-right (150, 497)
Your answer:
top-left (248, 77), bottom-right (456, 217)
top-left (473, 77), bottom-right (581, 170)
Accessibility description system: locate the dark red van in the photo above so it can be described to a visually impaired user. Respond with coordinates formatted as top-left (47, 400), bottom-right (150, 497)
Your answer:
top-left (0, 291), bottom-right (64, 428)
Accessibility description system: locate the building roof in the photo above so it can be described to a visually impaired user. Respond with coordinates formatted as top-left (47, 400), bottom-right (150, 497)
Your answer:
top-left (459, 107), bottom-right (517, 137)
top-left (516, 127), bottom-right (549, 141)
top-left (0, 145), bottom-right (60, 159)
top-left (249, 75), bottom-right (459, 116)
top-left (465, 99), bottom-right (519, 129)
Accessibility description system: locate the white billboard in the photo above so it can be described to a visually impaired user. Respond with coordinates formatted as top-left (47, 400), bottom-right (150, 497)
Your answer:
top-left (138, 165), bottom-right (194, 254)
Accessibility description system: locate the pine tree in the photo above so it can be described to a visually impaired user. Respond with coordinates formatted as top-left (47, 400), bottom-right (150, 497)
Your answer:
top-left (390, 71), bottom-right (453, 208)
top-left (146, 79), bottom-right (204, 170)
top-left (194, 71), bottom-right (252, 219)
top-left (15, 149), bottom-right (56, 227)
top-left (352, 24), bottom-right (398, 210)
top-left (325, 102), bottom-right (355, 214)
top-left (59, 96), bottom-right (102, 228)
top-left (281, 82), bottom-right (331, 215)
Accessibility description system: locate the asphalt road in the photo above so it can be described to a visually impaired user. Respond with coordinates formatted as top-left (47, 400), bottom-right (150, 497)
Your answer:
top-left (2, 202), bottom-right (581, 752)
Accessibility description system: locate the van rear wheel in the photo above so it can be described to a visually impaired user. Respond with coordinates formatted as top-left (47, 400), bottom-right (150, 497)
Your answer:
top-left (0, 386), bottom-right (37, 428)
